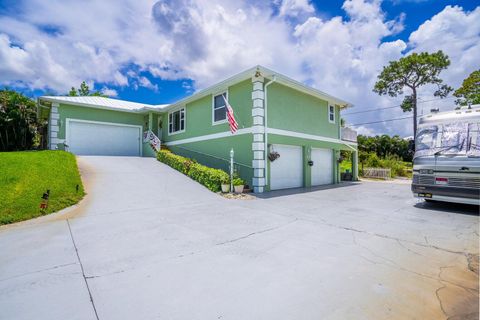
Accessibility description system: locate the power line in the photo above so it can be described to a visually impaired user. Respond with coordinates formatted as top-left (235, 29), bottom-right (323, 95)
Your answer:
top-left (351, 116), bottom-right (413, 126)
top-left (342, 96), bottom-right (455, 115)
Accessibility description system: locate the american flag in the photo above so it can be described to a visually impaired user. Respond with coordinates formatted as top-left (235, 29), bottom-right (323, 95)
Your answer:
top-left (223, 95), bottom-right (238, 134)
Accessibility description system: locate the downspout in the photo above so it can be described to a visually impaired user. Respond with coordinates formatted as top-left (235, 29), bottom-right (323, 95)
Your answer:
top-left (263, 75), bottom-right (276, 189)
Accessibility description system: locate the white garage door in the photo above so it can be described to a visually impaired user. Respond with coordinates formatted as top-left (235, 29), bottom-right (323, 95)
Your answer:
top-left (311, 148), bottom-right (333, 186)
top-left (67, 120), bottom-right (141, 156)
top-left (270, 144), bottom-right (303, 190)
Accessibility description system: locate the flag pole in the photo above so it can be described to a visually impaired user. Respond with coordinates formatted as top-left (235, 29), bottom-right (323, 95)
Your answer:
top-left (230, 148), bottom-right (234, 193)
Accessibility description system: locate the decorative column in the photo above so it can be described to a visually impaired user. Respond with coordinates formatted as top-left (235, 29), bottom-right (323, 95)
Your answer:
top-left (352, 150), bottom-right (359, 181)
top-left (251, 75), bottom-right (265, 193)
top-left (49, 103), bottom-right (63, 149)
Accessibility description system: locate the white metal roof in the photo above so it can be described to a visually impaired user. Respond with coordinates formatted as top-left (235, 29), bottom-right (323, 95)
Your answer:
top-left (39, 96), bottom-right (166, 113)
top-left (40, 65), bottom-right (353, 113)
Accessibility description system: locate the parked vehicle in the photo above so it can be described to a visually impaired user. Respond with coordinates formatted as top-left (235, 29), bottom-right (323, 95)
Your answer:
top-left (412, 105), bottom-right (480, 205)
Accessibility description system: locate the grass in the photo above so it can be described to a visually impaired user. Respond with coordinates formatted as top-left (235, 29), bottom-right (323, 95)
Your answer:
top-left (0, 151), bottom-right (85, 225)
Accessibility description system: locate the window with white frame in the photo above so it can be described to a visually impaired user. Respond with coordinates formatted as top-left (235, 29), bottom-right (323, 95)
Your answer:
top-left (168, 108), bottom-right (185, 134)
top-left (213, 92), bottom-right (227, 123)
top-left (328, 105), bottom-right (335, 123)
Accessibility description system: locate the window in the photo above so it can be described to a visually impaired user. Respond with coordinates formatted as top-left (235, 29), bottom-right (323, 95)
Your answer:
top-left (414, 126), bottom-right (438, 158)
top-left (213, 92), bottom-right (227, 124)
top-left (328, 105), bottom-right (335, 123)
top-left (168, 108), bottom-right (185, 134)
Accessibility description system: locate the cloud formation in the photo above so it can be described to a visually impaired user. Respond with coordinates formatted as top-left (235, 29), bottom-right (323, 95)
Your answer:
top-left (0, 0), bottom-right (478, 136)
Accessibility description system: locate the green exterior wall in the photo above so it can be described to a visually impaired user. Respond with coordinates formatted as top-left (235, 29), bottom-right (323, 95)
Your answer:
top-left (168, 133), bottom-right (254, 187)
top-left (52, 75), bottom-right (356, 190)
top-left (266, 134), bottom-right (355, 191)
top-left (56, 103), bottom-right (160, 157)
top-left (162, 79), bottom-right (252, 142)
top-left (267, 82), bottom-right (340, 139)
top-left (162, 79), bottom-right (255, 185)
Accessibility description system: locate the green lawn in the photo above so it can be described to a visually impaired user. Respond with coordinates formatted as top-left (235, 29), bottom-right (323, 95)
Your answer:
top-left (0, 151), bottom-right (85, 225)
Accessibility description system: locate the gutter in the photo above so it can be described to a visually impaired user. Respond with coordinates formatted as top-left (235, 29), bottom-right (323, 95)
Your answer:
top-left (263, 75), bottom-right (276, 188)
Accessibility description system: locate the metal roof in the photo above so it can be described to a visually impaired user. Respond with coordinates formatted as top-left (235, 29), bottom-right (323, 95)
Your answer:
top-left (39, 96), bottom-right (166, 113)
top-left (39, 65), bottom-right (353, 113)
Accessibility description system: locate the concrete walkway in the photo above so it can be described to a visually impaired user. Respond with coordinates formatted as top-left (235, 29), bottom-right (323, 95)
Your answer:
top-left (0, 156), bottom-right (478, 320)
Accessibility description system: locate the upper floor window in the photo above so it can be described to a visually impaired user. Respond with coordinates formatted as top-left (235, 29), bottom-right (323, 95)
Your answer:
top-left (168, 108), bottom-right (185, 134)
top-left (328, 105), bottom-right (335, 123)
top-left (213, 92), bottom-right (227, 124)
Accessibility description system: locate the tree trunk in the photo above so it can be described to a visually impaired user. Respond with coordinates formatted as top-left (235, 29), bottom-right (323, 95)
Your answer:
top-left (412, 88), bottom-right (417, 139)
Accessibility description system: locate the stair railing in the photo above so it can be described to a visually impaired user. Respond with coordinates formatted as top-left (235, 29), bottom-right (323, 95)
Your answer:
top-left (143, 130), bottom-right (161, 152)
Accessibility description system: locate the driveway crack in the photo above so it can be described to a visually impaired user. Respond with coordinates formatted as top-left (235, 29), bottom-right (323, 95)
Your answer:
top-left (67, 219), bottom-right (100, 320)
top-left (215, 219), bottom-right (298, 246)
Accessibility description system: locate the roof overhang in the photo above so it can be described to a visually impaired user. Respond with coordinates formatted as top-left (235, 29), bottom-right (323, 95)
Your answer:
top-left (38, 96), bottom-right (164, 114)
top-left (164, 65), bottom-right (353, 111)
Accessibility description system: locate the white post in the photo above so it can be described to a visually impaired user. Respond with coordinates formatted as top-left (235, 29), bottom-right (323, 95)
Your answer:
top-left (230, 148), bottom-right (234, 193)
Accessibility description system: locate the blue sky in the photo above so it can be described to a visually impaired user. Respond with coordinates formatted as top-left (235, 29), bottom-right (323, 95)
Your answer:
top-left (0, 0), bottom-right (479, 136)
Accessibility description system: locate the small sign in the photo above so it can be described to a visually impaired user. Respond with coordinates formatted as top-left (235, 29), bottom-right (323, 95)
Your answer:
top-left (435, 177), bottom-right (448, 185)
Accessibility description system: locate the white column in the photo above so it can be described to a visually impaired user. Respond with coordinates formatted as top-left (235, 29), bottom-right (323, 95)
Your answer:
top-left (50, 103), bottom-right (61, 150)
top-left (251, 76), bottom-right (265, 193)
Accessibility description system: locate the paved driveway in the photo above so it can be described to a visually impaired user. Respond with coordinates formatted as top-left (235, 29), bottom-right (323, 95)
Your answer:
top-left (1, 157), bottom-right (478, 320)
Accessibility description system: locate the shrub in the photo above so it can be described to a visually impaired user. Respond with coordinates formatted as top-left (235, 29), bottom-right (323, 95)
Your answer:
top-left (220, 175), bottom-right (230, 184)
top-left (359, 151), bottom-right (412, 178)
top-left (232, 177), bottom-right (245, 186)
top-left (157, 150), bottom-right (229, 192)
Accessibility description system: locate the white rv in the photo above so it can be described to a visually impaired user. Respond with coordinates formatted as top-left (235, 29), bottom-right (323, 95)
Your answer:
top-left (412, 105), bottom-right (480, 205)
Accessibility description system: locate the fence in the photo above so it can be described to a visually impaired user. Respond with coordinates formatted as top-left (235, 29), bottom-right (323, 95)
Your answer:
top-left (168, 145), bottom-right (253, 186)
top-left (363, 167), bottom-right (391, 180)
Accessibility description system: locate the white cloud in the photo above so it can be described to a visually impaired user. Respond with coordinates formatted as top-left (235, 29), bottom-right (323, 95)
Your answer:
top-left (101, 87), bottom-right (118, 97)
top-left (407, 5), bottom-right (480, 113)
top-left (138, 76), bottom-right (159, 92)
top-left (353, 125), bottom-right (377, 137)
top-left (275, 0), bottom-right (315, 17)
top-left (0, 0), bottom-right (478, 137)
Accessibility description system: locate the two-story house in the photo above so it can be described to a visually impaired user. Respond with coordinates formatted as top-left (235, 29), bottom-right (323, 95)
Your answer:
top-left (39, 65), bottom-right (358, 193)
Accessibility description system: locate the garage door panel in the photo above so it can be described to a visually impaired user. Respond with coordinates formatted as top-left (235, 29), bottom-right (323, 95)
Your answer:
top-left (270, 144), bottom-right (303, 190)
top-left (68, 120), bottom-right (141, 156)
top-left (311, 148), bottom-right (333, 186)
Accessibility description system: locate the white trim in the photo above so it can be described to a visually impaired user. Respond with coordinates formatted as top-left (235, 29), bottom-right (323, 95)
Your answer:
top-left (328, 104), bottom-right (335, 124)
top-left (165, 65), bottom-right (353, 112)
top-left (65, 118), bottom-right (143, 156)
top-left (267, 128), bottom-right (357, 147)
top-left (168, 107), bottom-right (186, 136)
top-left (212, 90), bottom-right (229, 125)
top-left (39, 97), bottom-right (162, 114)
top-left (164, 127), bottom-right (253, 146)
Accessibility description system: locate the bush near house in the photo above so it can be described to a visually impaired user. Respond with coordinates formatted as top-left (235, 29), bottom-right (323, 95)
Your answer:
top-left (358, 152), bottom-right (412, 178)
top-left (157, 150), bottom-right (229, 192)
top-left (0, 151), bottom-right (85, 225)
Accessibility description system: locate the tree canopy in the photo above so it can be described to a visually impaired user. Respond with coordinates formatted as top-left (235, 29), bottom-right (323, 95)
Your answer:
top-left (68, 81), bottom-right (106, 97)
top-left (454, 69), bottom-right (480, 106)
top-left (373, 50), bottom-right (452, 136)
top-left (0, 89), bottom-right (38, 151)
top-left (357, 134), bottom-right (412, 162)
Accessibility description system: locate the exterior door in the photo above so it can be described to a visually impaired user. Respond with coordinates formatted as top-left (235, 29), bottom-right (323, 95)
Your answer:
top-left (67, 119), bottom-right (141, 156)
top-left (269, 144), bottom-right (303, 190)
top-left (311, 148), bottom-right (333, 185)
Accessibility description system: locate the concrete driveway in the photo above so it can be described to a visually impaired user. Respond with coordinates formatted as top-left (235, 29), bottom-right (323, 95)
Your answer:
top-left (1, 156), bottom-right (478, 320)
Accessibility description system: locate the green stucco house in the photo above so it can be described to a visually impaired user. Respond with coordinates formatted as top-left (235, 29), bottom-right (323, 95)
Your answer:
top-left (39, 65), bottom-right (358, 193)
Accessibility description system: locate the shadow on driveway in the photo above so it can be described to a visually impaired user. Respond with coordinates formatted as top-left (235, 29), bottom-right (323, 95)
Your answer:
top-left (414, 200), bottom-right (479, 216)
top-left (256, 181), bottom-right (362, 199)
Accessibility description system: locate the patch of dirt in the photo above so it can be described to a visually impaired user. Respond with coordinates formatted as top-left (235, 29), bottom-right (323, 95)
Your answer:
top-left (467, 253), bottom-right (479, 275)
top-left (220, 192), bottom-right (256, 200)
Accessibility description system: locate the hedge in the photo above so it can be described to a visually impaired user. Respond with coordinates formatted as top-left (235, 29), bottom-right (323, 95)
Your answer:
top-left (157, 150), bottom-right (229, 192)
